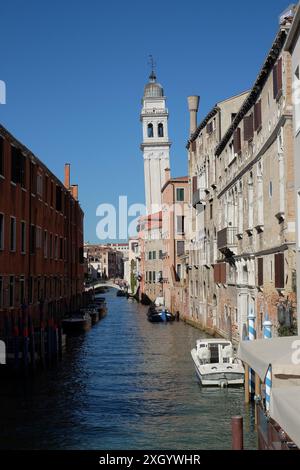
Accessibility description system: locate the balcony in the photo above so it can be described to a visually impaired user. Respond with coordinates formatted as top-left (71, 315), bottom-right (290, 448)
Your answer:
top-left (217, 227), bottom-right (237, 257)
top-left (192, 188), bottom-right (206, 208)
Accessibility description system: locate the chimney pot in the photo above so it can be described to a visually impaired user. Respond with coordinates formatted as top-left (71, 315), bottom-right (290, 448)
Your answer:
top-left (187, 95), bottom-right (200, 136)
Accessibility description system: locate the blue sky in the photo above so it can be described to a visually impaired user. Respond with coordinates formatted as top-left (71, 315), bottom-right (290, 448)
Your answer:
top-left (0, 0), bottom-right (291, 242)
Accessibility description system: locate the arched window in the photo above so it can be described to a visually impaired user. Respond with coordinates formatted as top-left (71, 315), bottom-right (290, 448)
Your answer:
top-left (147, 123), bottom-right (153, 138)
top-left (158, 123), bottom-right (164, 137)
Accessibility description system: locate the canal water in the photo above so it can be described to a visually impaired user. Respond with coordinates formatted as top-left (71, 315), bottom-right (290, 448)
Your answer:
top-left (0, 290), bottom-right (256, 450)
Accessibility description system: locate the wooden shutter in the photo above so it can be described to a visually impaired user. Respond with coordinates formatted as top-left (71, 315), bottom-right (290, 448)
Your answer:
top-left (220, 263), bottom-right (226, 283)
top-left (243, 114), bottom-right (254, 141)
top-left (214, 263), bottom-right (220, 283)
top-left (192, 175), bottom-right (198, 193)
top-left (273, 64), bottom-right (278, 99)
top-left (0, 136), bottom-right (4, 175)
top-left (254, 100), bottom-right (262, 131)
top-left (257, 257), bottom-right (263, 286)
top-left (233, 127), bottom-right (241, 154)
top-left (275, 253), bottom-right (285, 288)
top-left (277, 57), bottom-right (283, 97)
top-left (191, 140), bottom-right (196, 152)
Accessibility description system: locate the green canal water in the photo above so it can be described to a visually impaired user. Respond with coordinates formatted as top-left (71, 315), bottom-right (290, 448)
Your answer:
top-left (0, 289), bottom-right (256, 449)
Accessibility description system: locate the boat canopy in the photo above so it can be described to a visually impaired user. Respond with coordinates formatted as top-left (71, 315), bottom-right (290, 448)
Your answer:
top-left (270, 387), bottom-right (300, 449)
top-left (238, 336), bottom-right (300, 448)
top-left (237, 336), bottom-right (300, 386)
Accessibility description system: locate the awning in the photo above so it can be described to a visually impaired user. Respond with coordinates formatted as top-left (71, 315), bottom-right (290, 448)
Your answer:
top-left (270, 387), bottom-right (300, 448)
top-left (237, 336), bottom-right (300, 384)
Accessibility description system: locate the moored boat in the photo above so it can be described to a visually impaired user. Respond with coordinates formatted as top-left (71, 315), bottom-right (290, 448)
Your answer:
top-left (62, 312), bottom-right (92, 334)
top-left (191, 339), bottom-right (244, 387)
top-left (147, 306), bottom-right (175, 323)
top-left (116, 289), bottom-right (126, 297)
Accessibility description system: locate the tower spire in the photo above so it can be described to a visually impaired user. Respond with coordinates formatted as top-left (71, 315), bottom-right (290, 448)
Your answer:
top-left (148, 54), bottom-right (156, 82)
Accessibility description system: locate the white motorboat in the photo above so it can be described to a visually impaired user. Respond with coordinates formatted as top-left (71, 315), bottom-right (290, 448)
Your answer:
top-left (191, 338), bottom-right (244, 387)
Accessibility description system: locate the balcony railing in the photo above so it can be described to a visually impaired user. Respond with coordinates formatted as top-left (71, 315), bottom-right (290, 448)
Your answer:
top-left (217, 227), bottom-right (237, 256)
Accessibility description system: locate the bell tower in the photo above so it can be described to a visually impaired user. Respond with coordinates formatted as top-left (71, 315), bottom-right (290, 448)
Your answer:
top-left (140, 61), bottom-right (171, 214)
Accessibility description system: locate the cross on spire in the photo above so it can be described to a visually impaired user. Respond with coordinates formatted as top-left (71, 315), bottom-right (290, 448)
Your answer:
top-left (148, 54), bottom-right (156, 82)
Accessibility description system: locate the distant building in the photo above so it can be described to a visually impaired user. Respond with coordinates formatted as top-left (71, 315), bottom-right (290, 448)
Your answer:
top-left (84, 243), bottom-right (125, 280)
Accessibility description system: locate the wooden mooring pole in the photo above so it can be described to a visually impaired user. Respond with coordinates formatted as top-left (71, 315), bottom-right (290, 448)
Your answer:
top-left (232, 416), bottom-right (244, 450)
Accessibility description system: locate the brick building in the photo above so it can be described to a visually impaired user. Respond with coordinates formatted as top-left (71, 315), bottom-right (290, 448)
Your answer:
top-left (161, 169), bottom-right (189, 316)
top-left (0, 124), bottom-right (84, 358)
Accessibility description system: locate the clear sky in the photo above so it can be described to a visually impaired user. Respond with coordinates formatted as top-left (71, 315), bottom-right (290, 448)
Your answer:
top-left (0, 0), bottom-right (291, 242)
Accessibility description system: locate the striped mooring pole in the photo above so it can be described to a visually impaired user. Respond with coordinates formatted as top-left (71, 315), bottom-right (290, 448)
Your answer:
top-left (263, 312), bottom-right (272, 411)
top-left (248, 306), bottom-right (256, 397)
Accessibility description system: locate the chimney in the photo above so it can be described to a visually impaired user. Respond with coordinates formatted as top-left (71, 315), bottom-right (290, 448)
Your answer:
top-left (164, 167), bottom-right (171, 183)
top-left (187, 95), bottom-right (200, 136)
top-left (71, 184), bottom-right (78, 201)
top-left (64, 163), bottom-right (70, 189)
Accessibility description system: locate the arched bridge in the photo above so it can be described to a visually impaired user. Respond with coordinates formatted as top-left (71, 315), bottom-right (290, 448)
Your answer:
top-left (85, 281), bottom-right (123, 292)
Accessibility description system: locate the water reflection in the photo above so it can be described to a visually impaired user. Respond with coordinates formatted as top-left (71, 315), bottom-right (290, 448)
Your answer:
top-left (0, 290), bottom-right (256, 449)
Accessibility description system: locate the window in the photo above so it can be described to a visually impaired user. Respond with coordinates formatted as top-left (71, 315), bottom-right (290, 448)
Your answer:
top-left (206, 121), bottom-right (213, 135)
top-left (44, 231), bottom-right (48, 258)
top-left (243, 114), bottom-right (254, 141)
top-left (158, 271), bottom-right (163, 282)
top-left (10, 217), bottom-right (16, 251)
top-left (37, 172), bottom-right (43, 196)
top-left (0, 276), bottom-right (3, 308)
top-left (49, 233), bottom-right (53, 258)
top-left (149, 271), bottom-right (152, 283)
top-left (210, 203), bottom-right (213, 220)
top-left (11, 147), bottom-right (26, 187)
top-left (50, 181), bottom-right (54, 207)
top-left (44, 175), bottom-right (49, 203)
top-left (275, 253), bottom-right (284, 289)
top-left (233, 127), bottom-right (241, 155)
top-left (30, 224), bottom-right (36, 254)
top-left (269, 181), bottom-right (273, 197)
top-left (60, 238), bottom-right (63, 259)
top-left (176, 216), bottom-right (185, 234)
top-left (254, 100), bottom-right (262, 131)
top-left (36, 226), bottom-right (42, 249)
top-left (214, 263), bottom-right (226, 284)
top-left (152, 250), bottom-right (156, 260)
top-left (176, 188), bottom-right (184, 201)
top-left (153, 271), bottom-right (156, 283)
top-left (0, 135), bottom-right (4, 176)
top-left (21, 221), bottom-right (26, 254)
top-left (257, 258), bottom-right (263, 286)
top-left (158, 123), bottom-right (164, 137)
top-left (298, 191), bottom-right (300, 250)
top-left (177, 240), bottom-right (184, 256)
top-left (54, 235), bottom-right (58, 259)
top-left (147, 123), bottom-right (153, 138)
top-left (273, 57), bottom-right (283, 101)
top-left (0, 213), bottom-right (4, 250)
top-left (56, 186), bottom-right (62, 211)
top-left (29, 277), bottom-right (33, 303)
top-left (30, 161), bottom-right (37, 194)
top-left (176, 264), bottom-right (181, 280)
top-left (20, 275), bottom-right (25, 305)
top-left (9, 276), bottom-right (14, 307)
top-left (295, 66), bottom-right (300, 133)
top-left (148, 251), bottom-right (152, 260)
top-left (159, 250), bottom-right (163, 259)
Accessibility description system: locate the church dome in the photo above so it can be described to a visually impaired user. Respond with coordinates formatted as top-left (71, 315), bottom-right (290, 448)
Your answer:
top-left (143, 71), bottom-right (164, 98)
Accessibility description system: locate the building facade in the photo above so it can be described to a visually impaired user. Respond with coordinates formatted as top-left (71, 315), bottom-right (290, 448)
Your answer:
top-left (186, 16), bottom-right (297, 341)
top-left (84, 243), bottom-right (125, 280)
top-left (0, 125), bottom-right (84, 339)
top-left (138, 212), bottom-right (163, 304)
top-left (186, 92), bottom-right (248, 333)
top-left (285, 3), bottom-right (300, 330)
top-left (161, 170), bottom-right (189, 316)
